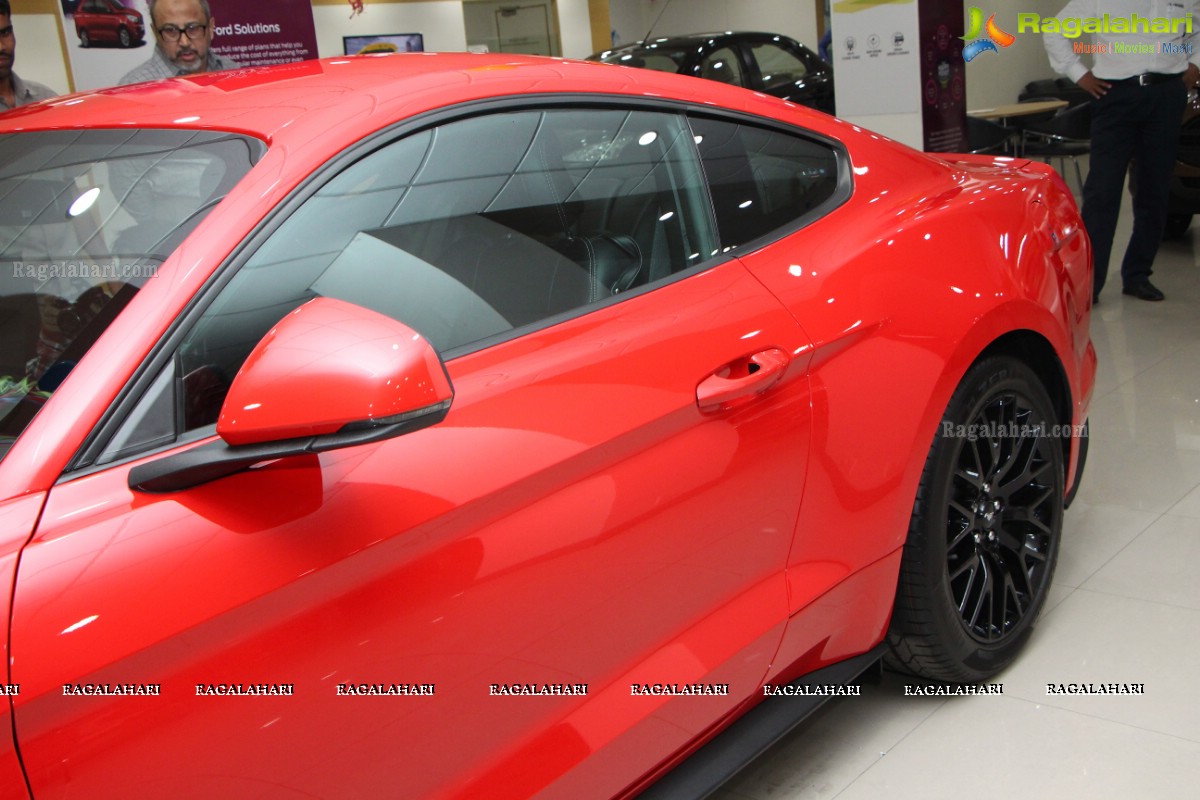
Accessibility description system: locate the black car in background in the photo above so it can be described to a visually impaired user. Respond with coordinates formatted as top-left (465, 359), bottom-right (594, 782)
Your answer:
top-left (589, 32), bottom-right (834, 114)
top-left (1165, 91), bottom-right (1200, 237)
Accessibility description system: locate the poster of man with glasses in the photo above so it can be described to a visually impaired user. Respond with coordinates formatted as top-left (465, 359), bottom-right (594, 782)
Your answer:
top-left (58, 0), bottom-right (319, 90)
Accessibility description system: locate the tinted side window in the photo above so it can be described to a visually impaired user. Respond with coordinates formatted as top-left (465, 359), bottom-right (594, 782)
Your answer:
top-left (699, 47), bottom-right (745, 86)
top-left (749, 42), bottom-right (810, 92)
top-left (690, 116), bottom-right (840, 249)
top-left (600, 48), bottom-right (688, 75)
top-left (171, 107), bottom-right (718, 434)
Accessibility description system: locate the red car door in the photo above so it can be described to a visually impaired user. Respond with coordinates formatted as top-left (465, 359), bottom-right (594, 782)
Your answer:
top-left (0, 495), bottom-right (41, 799)
top-left (8, 106), bottom-right (815, 799)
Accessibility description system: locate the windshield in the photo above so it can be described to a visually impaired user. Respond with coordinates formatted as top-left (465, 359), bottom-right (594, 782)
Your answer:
top-left (0, 129), bottom-right (262, 462)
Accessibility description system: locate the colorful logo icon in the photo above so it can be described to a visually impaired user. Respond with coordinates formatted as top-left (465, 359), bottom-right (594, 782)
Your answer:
top-left (963, 7), bottom-right (1015, 61)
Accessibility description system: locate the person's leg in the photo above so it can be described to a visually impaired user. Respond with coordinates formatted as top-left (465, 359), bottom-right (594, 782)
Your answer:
top-left (1081, 89), bottom-right (1139, 298)
top-left (1122, 79), bottom-right (1188, 290)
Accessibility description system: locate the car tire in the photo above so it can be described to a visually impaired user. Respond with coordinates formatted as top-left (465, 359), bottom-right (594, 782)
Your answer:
top-left (79, 30), bottom-right (90, 48)
top-left (886, 356), bottom-right (1063, 684)
top-left (119, 28), bottom-right (132, 48)
top-left (1163, 213), bottom-right (1192, 239)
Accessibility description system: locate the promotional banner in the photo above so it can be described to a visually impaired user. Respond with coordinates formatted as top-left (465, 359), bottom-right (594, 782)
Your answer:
top-left (919, 0), bottom-right (966, 151)
top-left (830, 0), bottom-right (965, 152)
top-left (831, 0), bottom-right (920, 118)
top-left (207, 0), bottom-right (319, 68)
top-left (58, 0), bottom-right (319, 92)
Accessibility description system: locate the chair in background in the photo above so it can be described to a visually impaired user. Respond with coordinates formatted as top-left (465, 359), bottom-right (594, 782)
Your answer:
top-left (1021, 102), bottom-right (1093, 192)
top-left (1007, 96), bottom-right (1065, 140)
top-left (966, 115), bottom-right (1018, 154)
top-left (1018, 78), bottom-right (1091, 108)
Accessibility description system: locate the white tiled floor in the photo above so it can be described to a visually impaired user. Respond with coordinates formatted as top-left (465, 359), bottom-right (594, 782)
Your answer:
top-left (714, 198), bottom-right (1200, 800)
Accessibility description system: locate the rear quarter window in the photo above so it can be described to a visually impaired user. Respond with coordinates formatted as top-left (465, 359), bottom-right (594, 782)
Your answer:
top-left (690, 115), bottom-right (844, 249)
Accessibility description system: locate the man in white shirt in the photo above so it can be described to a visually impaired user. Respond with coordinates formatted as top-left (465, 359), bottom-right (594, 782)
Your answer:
top-left (1044, 0), bottom-right (1200, 302)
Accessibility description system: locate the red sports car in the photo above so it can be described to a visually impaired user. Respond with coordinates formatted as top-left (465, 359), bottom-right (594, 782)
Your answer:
top-left (0, 54), bottom-right (1093, 798)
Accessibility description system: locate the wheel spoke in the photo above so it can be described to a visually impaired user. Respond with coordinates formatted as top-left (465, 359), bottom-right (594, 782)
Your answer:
top-left (950, 552), bottom-right (980, 583)
top-left (966, 558), bottom-right (993, 633)
top-left (985, 427), bottom-right (1004, 479)
top-left (1003, 500), bottom-right (1053, 536)
top-left (948, 522), bottom-right (975, 552)
top-left (991, 402), bottom-right (1031, 484)
top-left (954, 468), bottom-right (981, 491)
top-left (1001, 455), bottom-right (1052, 495)
top-left (993, 525), bottom-right (1025, 555)
top-left (1003, 569), bottom-right (1025, 626)
top-left (1022, 538), bottom-right (1048, 564)
top-left (1011, 482), bottom-right (1055, 507)
top-left (949, 497), bottom-right (974, 522)
top-left (957, 437), bottom-right (985, 487)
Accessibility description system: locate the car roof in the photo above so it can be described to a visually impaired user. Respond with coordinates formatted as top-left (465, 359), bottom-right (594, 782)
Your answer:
top-left (0, 52), bottom-right (824, 149)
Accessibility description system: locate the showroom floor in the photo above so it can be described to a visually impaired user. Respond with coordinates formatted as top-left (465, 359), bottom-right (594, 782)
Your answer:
top-left (714, 191), bottom-right (1200, 799)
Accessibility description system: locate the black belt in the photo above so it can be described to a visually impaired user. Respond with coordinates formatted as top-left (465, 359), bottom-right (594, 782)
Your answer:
top-left (1106, 72), bottom-right (1183, 86)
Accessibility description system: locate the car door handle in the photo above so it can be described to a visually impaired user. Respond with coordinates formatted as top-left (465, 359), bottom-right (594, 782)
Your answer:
top-left (696, 348), bottom-right (790, 412)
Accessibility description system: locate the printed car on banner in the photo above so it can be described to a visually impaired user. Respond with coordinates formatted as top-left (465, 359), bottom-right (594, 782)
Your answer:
top-left (72, 0), bottom-right (144, 48)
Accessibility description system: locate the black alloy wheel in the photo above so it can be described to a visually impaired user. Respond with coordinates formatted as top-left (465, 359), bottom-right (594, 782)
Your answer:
top-left (887, 356), bottom-right (1063, 684)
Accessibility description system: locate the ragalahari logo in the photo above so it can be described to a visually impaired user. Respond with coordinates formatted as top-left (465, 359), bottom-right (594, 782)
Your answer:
top-left (963, 7), bottom-right (1015, 61)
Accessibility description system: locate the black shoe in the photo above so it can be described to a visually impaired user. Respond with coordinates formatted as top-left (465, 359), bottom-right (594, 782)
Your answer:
top-left (1122, 281), bottom-right (1165, 301)
top-left (1092, 294), bottom-right (1101, 305)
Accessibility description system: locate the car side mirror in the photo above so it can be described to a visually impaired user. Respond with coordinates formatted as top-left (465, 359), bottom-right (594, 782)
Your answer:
top-left (129, 297), bottom-right (453, 493)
